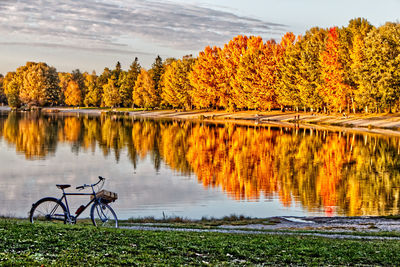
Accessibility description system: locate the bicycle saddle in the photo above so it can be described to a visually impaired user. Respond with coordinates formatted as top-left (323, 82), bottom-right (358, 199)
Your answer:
top-left (56, 184), bottom-right (71, 189)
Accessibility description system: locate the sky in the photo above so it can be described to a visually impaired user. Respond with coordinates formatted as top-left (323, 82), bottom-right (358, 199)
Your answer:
top-left (0, 0), bottom-right (399, 74)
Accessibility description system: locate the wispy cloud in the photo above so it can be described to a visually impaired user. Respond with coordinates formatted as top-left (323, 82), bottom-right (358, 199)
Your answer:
top-left (0, 0), bottom-right (286, 52)
top-left (0, 42), bottom-right (154, 55)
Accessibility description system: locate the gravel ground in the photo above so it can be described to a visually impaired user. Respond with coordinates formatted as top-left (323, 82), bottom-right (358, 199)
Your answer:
top-left (219, 216), bottom-right (400, 232)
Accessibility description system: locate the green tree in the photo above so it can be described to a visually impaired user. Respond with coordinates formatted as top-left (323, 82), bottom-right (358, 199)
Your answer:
top-left (118, 58), bottom-right (141, 108)
top-left (0, 74), bottom-right (6, 105)
top-left (150, 55), bottom-right (163, 105)
top-left (112, 61), bottom-right (122, 80)
top-left (120, 57), bottom-right (141, 107)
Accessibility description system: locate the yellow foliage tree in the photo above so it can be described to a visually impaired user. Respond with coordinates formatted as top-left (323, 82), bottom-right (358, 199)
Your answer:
top-left (232, 37), bottom-right (278, 110)
top-left (64, 80), bottom-right (81, 106)
top-left (161, 56), bottom-right (195, 109)
top-left (133, 69), bottom-right (158, 108)
top-left (103, 76), bottom-right (121, 108)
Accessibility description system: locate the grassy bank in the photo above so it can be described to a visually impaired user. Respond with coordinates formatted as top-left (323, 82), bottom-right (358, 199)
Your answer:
top-left (1, 219), bottom-right (400, 265)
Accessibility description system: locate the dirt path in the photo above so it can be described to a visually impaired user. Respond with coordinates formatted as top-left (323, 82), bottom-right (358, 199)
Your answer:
top-left (122, 216), bottom-right (400, 240)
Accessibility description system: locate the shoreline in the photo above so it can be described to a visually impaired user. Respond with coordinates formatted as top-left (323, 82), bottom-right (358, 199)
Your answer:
top-left (4, 106), bottom-right (400, 136)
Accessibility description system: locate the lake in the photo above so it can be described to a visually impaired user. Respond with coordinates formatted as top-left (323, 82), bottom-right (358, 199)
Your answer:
top-left (0, 111), bottom-right (400, 220)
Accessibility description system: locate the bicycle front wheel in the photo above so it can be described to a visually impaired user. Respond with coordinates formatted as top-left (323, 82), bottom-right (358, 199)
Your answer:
top-left (90, 202), bottom-right (118, 228)
top-left (29, 197), bottom-right (67, 224)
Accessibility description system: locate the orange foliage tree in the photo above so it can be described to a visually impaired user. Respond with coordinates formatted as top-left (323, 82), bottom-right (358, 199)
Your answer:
top-left (222, 35), bottom-right (248, 110)
top-left (64, 80), bottom-right (81, 106)
top-left (320, 27), bottom-right (350, 112)
top-left (188, 46), bottom-right (224, 109)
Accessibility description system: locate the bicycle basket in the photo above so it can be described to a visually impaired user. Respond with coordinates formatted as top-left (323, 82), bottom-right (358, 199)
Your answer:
top-left (91, 190), bottom-right (118, 204)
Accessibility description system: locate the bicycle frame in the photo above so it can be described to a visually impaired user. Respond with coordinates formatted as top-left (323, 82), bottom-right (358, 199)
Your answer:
top-left (57, 185), bottom-right (100, 222)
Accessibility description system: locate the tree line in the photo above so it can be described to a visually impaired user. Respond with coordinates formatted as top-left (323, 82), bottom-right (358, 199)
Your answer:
top-left (1, 18), bottom-right (400, 113)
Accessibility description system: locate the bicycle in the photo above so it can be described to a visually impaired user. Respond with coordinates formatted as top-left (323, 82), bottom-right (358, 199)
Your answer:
top-left (29, 176), bottom-right (118, 228)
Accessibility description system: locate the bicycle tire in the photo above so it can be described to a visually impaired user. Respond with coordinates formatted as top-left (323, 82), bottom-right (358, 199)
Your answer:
top-left (29, 197), bottom-right (68, 224)
top-left (90, 201), bottom-right (118, 228)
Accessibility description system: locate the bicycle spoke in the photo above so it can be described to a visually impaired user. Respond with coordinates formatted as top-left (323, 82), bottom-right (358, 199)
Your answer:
top-left (91, 202), bottom-right (118, 228)
top-left (30, 198), bottom-right (67, 224)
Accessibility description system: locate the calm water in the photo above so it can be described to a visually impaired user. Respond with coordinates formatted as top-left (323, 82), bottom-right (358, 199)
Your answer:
top-left (1, 111), bottom-right (400, 219)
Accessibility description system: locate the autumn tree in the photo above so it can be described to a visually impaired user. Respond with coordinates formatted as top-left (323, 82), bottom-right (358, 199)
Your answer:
top-left (21, 62), bottom-right (60, 106)
top-left (296, 28), bottom-right (327, 112)
top-left (103, 75), bottom-right (121, 108)
top-left (340, 18), bottom-right (373, 112)
top-left (221, 35), bottom-right (248, 110)
top-left (83, 71), bottom-right (101, 107)
top-left (133, 69), bottom-right (158, 109)
top-left (320, 27), bottom-right (350, 112)
top-left (96, 68), bottom-right (112, 106)
top-left (360, 23), bottom-right (400, 112)
top-left (64, 80), bottom-right (81, 106)
top-left (161, 56), bottom-right (195, 109)
top-left (188, 46), bottom-right (224, 109)
top-left (3, 62), bottom-right (60, 107)
top-left (58, 72), bottom-right (72, 105)
top-left (346, 18), bottom-right (374, 112)
top-left (232, 37), bottom-right (278, 110)
top-left (3, 72), bottom-right (21, 108)
top-left (275, 32), bottom-right (301, 110)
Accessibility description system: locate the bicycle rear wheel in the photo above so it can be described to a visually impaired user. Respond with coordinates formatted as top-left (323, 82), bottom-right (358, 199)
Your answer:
top-left (29, 197), bottom-right (67, 224)
top-left (90, 201), bottom-right (118, 228)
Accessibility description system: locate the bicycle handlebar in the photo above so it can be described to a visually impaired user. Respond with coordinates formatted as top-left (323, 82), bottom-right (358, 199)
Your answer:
top-left (76, 176), bottom-right (106, 190)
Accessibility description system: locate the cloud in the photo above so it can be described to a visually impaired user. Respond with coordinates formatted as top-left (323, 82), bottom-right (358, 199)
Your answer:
top-left (0, 42), bottom-right (154, 55)
top-left (0, 0), bottom-right (287, 51)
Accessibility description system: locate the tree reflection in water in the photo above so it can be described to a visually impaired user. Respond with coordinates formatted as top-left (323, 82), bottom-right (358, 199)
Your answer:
top-left (1, 111), bottom-right (400, 216)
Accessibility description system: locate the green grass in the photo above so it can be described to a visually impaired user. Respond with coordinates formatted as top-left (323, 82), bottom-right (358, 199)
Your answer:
top-left (1, 219), bottom-right (400, 265)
